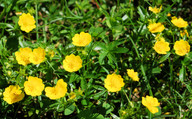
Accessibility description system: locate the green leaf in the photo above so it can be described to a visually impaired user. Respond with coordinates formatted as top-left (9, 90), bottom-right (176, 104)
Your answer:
top-left (112, 47), bottom-right (129, 53)
top-left (0, 23), bottom-right (14, 29)
top-left (179, 65), bottom-right (185, 82)
top-left (99, 51), bottom-right (108, 65)
top-left (102, 102), bottom-right (114, 114)
top-left (64, 104), bottom-right (75, 115)
top-left (93, 85), bottom-right (106, 90)
top-left (28, 110), bottom-right (34, 117)
top-left (154, 106), bottom-right (161, 116)
top-left (94, 42), bottom-right (107, 51)
top-left (81, 99), bottom-right (88, 106)
top-left (107, 53), bottom-right (117, 65)
top-left (69, 73), bottom-right (80, 83)
top-left (158, 16), bottom-right (166, 22)
top-left (89, 27), bottom-right (104, 37)
top-left (93, 90), bottom-right (107, 100)
top-left (106, 17), bottom-right (112, 28)
top-left (113, 25), bottom-right (123, 33)
top-left (81, 79), bottom-right (87, 90)
top-left (183, 82), bottom-right (192, 94)
top-left (186, 65), bottom-right (192, 72)
top-left (137, 6), bottom-right (145, 21)
top-left (159, 52), bottom-right (171, 63)
top-left (152, 67), bottom-right (162, 74)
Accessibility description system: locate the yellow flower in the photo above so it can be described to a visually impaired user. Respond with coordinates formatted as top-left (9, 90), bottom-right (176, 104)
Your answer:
top-left (3, 85), bottom-right (25, 104)
top-left (127, 69), bottom-right (139, 81)
top-left (15, 47), bottom-right (32, 66)
top-left (167, 13), bottom-right (171, 17)
top-left (45, 79), bottom-right (67, 100)
top-left (153, 40), bottom-right (170, 54)
top-left (142, 95), bottom-right (160, 114)
top-left (30, 47), bottom-right (46, 65)
top-left (16, 12), bottom-right (22, 16)
top-left (69, 92), bottom-right (76, 100)
top-left (63, 54), bottom-right (82, 72)
top-left (171, 16), bottom-right (188, 28)
top-left (18, 13), bottom-right (36, 33)
top-left (48, 50), bottom-right (55, 58)
top-left (24, 76), bottom-right (45, 96)
top-left (72, 32), bottom-right (92, 46)
top-left (155, 34), bottom-right (165, 41)
top-left (104, 73), bottom-right (125, 92)
top-left (180, 30), bottom-right (189, 37)
top-left (174, 40), bottom-right (190, 56)
top-left (148, 23), bottom-right (165, 33)
top-left (149, 5), bottom-right (162, 14)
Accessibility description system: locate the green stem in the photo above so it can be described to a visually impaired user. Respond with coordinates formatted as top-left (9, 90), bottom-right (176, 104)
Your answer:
top-left (43, 19), bottom-right (47, 43)
top-left (35, 3), bottom-right (39, 40)
top-left (127, 35), bottom-right (140, 59)
top-left (149, 112), bottom-right (152, 119)
top-left (123, 90), bottom-right (134, 108)
top-left (169, 57), bottom-right (174, 92)
top-left (14, 102), bottom-right (22, 118)
top-left (128, 35), bottom-right (153, 96)
top-left (46, 60), bottom-right (60, 78)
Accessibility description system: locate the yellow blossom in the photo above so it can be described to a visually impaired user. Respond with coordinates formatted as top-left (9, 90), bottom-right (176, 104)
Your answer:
top-left (180, 30), bottom-right (189, 37)
top-left (104, 73), bottom-right (125, 92)
top-left (16, 12), bottom-right (22, 16)
top-left (133, 88), bottom-right (139, 93)
top-left (18, 13), bottom-right (36, 33)
top-left (29, 47), bottom-right (46, 65)
top-left (142, 95), bottom-right (160, 114)
top-left (127, 69), bottom-right (139, 81)
top-left (3, 85), bottom-right (25, 104)
top-left (63, 54), bottom-right (82, 72)
top-left (24, 76), bottom-right (45, 96)
top-left (155, 34), bottom-right (165, 41)
top-left (171, 16), bottom-right (188, 28)
top-left (153, 40), bottom-right (170, 54)
top-left (45, 79), bottom-right (67, 100)
top-left (167, 13), bottom-right (171, 17)
top-left (69, 92), bottom-right (76, 100)
top-left (15, 47), bottom-right (32, 66)
top-left (72, 32), bottom-right (92, 46)
top-left (174, 40), bottom-right (190, 56)
top-left (48, 50), bottom-right (55, 58)
top-left (149, 5), bottom-right (162, 14)
top-left (148, 23), bottom-right (165, 33)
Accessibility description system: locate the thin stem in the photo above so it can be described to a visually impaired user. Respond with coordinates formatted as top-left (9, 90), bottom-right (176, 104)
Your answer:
top-left (127, 35), bottom-right (140, 59)
top-left (46, 60), bottom-right (60, 78)
top-left (127, 35), bottom-right (153, 96)
top-left (43, 19), bottom-right (47, 43)
top-left (123, 90), bottom-right (134, 108)
top-left (14, 102), bottom-right (22, 118)
top-left (35, 3), bottom-right (39, 40)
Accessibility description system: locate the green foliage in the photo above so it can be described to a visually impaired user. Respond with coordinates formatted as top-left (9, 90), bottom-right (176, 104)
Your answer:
top-left (0, 0), bottom-right (192, 118)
